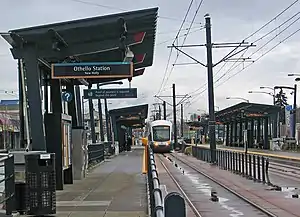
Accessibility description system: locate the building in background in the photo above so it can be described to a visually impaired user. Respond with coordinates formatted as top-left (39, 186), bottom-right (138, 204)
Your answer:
top-left (84, 109), bottom-right (107, 142)
top-left (0, 99), bottom-right (20, 150)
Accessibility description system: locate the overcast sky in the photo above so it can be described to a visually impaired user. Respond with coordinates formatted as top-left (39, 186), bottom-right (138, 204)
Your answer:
top-left (0, 0), bottom-right (300, 117)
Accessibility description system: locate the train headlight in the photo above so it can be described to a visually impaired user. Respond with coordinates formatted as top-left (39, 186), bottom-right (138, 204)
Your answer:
top-left (166, 141), bottom-right (170, 146)
top-left (154, 142), bottom-right (159, 147)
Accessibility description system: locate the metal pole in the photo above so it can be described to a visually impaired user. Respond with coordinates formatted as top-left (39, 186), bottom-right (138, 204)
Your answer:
top-left (172, 83), bottom-right (178, 148)
top-left (205, 16), bottom-right (217, 163)
top-left (82, 96), bottom-right (85, 128)
top-left (163, 101), bottom-right (167, 120)
top-left (97, 84), bottom-right (105, 141)
top-left (292, 84), bottom-right (297, 138)
top-left (104, 98), bottom-right (110, 141)
top-left (18, 59), bottom-right (24, 149)
top-left (181, 103), bottom-right (184, 138)
top-left (273, 88), bottom-right (276, 105)
top-left (75, 85), bottom-right (83, 127)
top-left (158, 104), bottom-right (162, 120)
top-left (88, 85), bottom-right (96, 143)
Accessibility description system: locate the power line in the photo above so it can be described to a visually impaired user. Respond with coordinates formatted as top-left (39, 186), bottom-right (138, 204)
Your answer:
top-left (186, 10), bottom-right (300, 107)
top-left (186, 1), bottom-right (300, 104)
top-left (216, 26), bottom-right (300, 88)
top-left (158, 0), bottom-right (205, 94)
top-left (156, 0), bottom-right (195, 95)
top-left (67, 0), bottom-right (202, 24)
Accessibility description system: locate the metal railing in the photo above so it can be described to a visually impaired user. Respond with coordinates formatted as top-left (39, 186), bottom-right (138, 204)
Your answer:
top-left (88, 143), bottom-right (105, 167)
top-left (192, 146), bottom-right (271, 184)
top-left (147, 146), bottom-right (164, 217)
top-left (0, 153), bottom-right (15, 215)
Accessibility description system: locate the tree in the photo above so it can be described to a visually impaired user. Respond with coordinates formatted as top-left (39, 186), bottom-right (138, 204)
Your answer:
top-left (274, 89), bottom-right (288, 107)
top-left (274, 89), bottom-right (288, 124)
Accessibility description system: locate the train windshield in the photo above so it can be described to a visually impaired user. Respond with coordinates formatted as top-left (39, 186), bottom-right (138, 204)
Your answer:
top-left (152, 126), bottom-right (170, 141)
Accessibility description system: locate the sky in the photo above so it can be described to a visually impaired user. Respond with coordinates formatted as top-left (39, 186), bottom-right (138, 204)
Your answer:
top-left (0, 0), bottom-right (300, 118)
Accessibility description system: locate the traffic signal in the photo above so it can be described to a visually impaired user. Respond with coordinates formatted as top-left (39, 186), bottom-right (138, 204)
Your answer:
top-left (197, 115), bottom-right (201, 121)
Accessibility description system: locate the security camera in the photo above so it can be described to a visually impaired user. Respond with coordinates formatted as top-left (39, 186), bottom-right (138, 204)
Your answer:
top-left (123, 47), bottom-right (134, 62)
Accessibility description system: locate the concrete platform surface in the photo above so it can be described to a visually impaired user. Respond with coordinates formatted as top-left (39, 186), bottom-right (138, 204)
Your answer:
top-left (55, 149), bottom-right (147, 217)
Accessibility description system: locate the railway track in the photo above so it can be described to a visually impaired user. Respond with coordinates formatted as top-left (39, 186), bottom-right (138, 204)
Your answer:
top-left (157, 152), bottom-right (299, 217)
top-left (268, 160), bottom-right (300, 182)
top-left (157, 153), bottom-right (275, 217)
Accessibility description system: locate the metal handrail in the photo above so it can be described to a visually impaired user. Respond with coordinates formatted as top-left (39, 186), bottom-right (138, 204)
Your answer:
top-left (87, 143), bottom-right (105, 166)
top-left (147, 146), bottom-right (164, 217)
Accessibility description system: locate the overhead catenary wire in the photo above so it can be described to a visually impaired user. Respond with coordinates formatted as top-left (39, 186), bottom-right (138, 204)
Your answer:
top-left (158, 0), bottom-right (205, 95)
top-left (185, 1), bottom-right (300, 107)
top-left (156, 0), bottom-right (195, 95)
top-left (186, 9), bottom-right (300, 108)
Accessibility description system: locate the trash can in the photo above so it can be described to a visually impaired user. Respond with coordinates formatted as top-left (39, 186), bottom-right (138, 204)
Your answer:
top-left (15, 182), bottom-right (26, 214)
top-left (25, 153), bottom-right (56, 215)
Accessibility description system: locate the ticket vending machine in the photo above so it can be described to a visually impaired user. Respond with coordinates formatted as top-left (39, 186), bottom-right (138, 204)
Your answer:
top-left (44, 113), bottom-right (73, 190)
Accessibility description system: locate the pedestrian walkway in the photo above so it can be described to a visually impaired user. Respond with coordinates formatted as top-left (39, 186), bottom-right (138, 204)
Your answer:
top-left (55, 147), bottom-right (147, 217)
top-left (190, 143), bottom-right (300, 160)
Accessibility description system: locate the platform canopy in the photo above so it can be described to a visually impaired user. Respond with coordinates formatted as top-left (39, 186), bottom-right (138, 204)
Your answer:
top-left (109, 104), bottom-right (148, 128)
top-left (1, 7), bottom-right (158, 85)
top-left (216, 102), bottom-right (282, 122)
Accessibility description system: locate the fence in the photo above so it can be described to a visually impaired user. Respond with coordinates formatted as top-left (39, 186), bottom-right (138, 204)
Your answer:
top-left (87, 143), bottom-right (105, 167)
top-left (0, 153), bottom-right (15, 215)
top-left (147, 146), bottom-right (164, 217)
top-left (192, 146), bottom-right (272, 184)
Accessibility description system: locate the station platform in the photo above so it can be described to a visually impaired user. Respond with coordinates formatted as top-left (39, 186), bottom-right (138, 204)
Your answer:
top-left (55, 147), bottom-right (147, 217)
top-left (189, 144), bottom-right (300, 160)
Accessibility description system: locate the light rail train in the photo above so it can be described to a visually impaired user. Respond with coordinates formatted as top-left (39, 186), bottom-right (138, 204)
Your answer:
top-left (144, 120), bottom-right (173, 153)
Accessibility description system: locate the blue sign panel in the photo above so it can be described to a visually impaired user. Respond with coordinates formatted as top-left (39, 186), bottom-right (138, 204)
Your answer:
top-left (62, 92), bottom-right (73, 102)
top-left (286, 105), bottom-right (293, 111)
top-left (83, 88), bottom-right (137, 99)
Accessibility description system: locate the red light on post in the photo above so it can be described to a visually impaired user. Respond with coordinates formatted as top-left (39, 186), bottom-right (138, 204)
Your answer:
top-left (197, 116), bottom-right (201, 121)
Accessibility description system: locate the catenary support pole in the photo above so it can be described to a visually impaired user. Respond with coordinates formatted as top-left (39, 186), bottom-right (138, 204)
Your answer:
top-left (97, 84), bottom-right (105, 141)
top-left (172, 84), bottom-right (178, 148)
top-left (88, 84), bottom-right (96, 143)
top-left (205, 15), bottom-right (217, 163)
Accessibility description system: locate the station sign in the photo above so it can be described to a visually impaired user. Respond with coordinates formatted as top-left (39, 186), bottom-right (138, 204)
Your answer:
top-left (51, 62), bottom-right (133, 79)
top-left (83, 88), bottom-right (137, 99)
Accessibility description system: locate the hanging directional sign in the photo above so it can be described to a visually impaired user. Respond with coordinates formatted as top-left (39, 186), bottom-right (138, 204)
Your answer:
top-left (62, 92), bottom-right (73, 102)
top-left (51, 62), bottom-right (133, 79)
top-left (83, 88), bottom-right (137, 99)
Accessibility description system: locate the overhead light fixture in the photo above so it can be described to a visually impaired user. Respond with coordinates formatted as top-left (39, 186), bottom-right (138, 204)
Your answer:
top-left (78, 78), bottom-right (89, 86)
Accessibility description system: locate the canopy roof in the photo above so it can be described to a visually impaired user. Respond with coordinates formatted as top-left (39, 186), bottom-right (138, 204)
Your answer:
top-left (109, 104), bottom-right (148, 128)
top-left (216, 102), bottom-right (282, 122)
top-left (2, 7), bottom-right (158, 85)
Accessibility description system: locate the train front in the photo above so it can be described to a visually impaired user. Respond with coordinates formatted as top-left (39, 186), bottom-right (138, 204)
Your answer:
top-left (151, 125), bottom-right (172, 153)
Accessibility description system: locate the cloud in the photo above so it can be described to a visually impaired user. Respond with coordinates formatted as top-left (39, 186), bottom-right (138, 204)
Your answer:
top-left (1, 0), bottom-right (300, 119)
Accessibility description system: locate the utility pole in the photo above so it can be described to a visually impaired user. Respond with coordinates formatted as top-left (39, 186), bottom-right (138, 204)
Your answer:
top-left (293, 84), bottom-right (297, 138)
top-left (205, 16), bottom-right (217, 163)
top-left (158, 104), bottom-right (162, 120)
top-left (167, 15), bottom-right (255, 163)
top-left (96, 85), bottom-right (105, 142)
top-left (88, 84), bottom-right (96, 143)
top-left (172, 83), bottom-right (178, 148)
top-left (163, 101), bottom-right (167, 120)
top-left (181, 103), bottom-right (184, 138)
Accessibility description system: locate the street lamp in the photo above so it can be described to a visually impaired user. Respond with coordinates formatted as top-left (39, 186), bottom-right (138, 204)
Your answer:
top-left (226, 97), bottom-right (249, 103)
top-left (248, 90), bottom-right (275, 104)
top-left (260, 86), bottom-right (275, 103)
